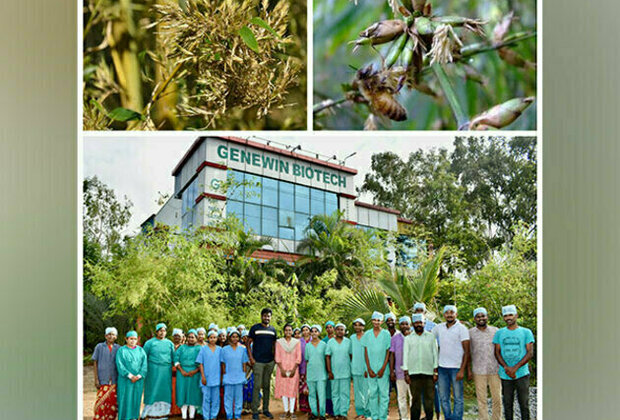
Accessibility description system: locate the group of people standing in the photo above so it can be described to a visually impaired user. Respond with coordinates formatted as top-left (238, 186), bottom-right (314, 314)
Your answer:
top-left (91, 304), bottom-right (534, 420)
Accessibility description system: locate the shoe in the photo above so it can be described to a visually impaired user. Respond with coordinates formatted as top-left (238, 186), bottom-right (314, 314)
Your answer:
top-left (319, 417), bottom-right (326, 420)
top-left (252, 414), bottom-right (259, 420)
top-left (309, 415), bottom-right (318, 420)
top-left (290, 415), bottom-right (297, 420)
top-left (279, 415), bottom-right (286, 420)
top-left (263, 412), bottom-right (274, 419)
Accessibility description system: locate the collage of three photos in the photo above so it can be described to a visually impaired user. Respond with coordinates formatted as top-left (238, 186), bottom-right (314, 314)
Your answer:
top-left (81, 0), bottom-right (539, 419)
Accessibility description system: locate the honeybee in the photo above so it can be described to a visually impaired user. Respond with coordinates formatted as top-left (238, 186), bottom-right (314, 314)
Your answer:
top-left (352, 64), bottom-right (407, 122)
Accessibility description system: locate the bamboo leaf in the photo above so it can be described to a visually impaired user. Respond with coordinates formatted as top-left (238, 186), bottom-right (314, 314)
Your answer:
top-left (239, 26), bottom-right (260, 53)
top-left (250, 17), bottom-right (281, 39)
top-left (108, 107), bottom-right (144, 122)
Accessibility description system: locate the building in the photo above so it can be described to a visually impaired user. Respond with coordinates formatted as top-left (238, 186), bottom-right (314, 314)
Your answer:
top-left (143, 136), bottom-right (415, 263)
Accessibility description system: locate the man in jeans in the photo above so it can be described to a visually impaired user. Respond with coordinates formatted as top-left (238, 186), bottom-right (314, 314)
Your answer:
top-left (493, 305), bottom-right (535, 420)
top-left (402, 314), bottom-right (438, 420)
top-left (432, 305), bottom-right (470, 420)
top-left (468, 307), bottom-right (502, 420)
top-left (247, 308), bottom-right (278, 420)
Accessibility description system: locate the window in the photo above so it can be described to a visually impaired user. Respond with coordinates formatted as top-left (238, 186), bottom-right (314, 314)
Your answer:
top-left (225, 170), bottom-right (340, 243)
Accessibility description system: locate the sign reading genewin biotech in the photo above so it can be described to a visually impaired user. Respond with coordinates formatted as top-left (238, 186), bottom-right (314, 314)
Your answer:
top-left (216, 144), bottom-right (348, 188)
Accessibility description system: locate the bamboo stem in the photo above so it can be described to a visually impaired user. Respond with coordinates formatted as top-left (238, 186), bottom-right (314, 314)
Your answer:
top-left (431, 63), bottom-right (468, 129)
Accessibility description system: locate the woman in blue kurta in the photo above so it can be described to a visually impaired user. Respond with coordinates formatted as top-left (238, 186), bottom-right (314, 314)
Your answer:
top-left (116, 331), bottom-right (148, 420)
top-left (362, 312), bottom-right (392, 420)
top-left (142, 322), bottom-right (176, 418)
top-left (305, 324), bottom-right (328, 420)
top-left (241, 330), bottom-right (254, 414)
top-left (220, 329), bottom-right (249, 420)
top-left (196, 330), bottom-right (223, 420)
top-left (175, 329), bottom-right (202, 419)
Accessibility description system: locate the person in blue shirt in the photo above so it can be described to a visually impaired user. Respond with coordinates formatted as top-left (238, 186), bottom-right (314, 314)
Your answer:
top-left (196, 331), bottom-right (223, 420)
top-left (221, 329), bottom-right (249, 420)
top-left (493, 305), bottom-right (535, 420)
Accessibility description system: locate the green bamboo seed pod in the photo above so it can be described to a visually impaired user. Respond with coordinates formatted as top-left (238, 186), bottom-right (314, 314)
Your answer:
top-left (432, 15), bottom-right (471, 26)
top-left (469, 97), bottom-right (535, 129)
top-left (415, 17), bottom-right (434, 35)
top-left (386, 33), bottom-right (409, 68)
top-left (400, 35), bottom-right (416, 69)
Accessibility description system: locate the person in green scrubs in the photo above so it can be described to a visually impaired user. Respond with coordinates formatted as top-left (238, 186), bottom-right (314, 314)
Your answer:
top-left (142, 322), bottom-right (175, 418)
top-left (363, 312), bottom-right (391, 420)
top-left (350, 318), bottom-right (368, 419)
top-left (116, 331), bottom-right (147, 420)
top-left (175, 329), bottom-right (202, 419)
top-left (326, 323), bottom-right (352, 419)
top-left (305, 324), bottom-right (327, 420)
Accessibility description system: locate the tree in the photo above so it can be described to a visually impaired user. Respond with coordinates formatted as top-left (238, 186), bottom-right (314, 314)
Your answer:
top-left (88, 226), bottom-right (231, 336)
top-left (360, 136), bottom-right (537, 271)
top-left (296, 211), bottom-right (391, 288)
top-left (450, 136), bottom-right (537, 248)
top-left (361, 148), bottom-right (488, 271)
top-left (342, 246), bottom-right (446, 324)
top-left (83, 176), bottom-right (132, 261)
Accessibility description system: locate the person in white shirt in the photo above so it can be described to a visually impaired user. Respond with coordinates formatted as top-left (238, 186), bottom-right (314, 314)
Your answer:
top-left (432, 305), bottom-right (470, 420)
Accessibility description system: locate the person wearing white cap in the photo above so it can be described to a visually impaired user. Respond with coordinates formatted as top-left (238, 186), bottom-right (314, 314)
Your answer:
top-left (384, 312), bottom-right (397, 337)
top-left (362, 311), bottom-right (391, 420)
top-left (171, 328), bottom-right (185, 417)
top-left (413, 302), bottom-right (439, 418)
top-left (92, 327), bottom-right (121, 420)
top-left (350, 318), bottom-right (368, 419)
top-left (390, 316), bottom-right (412, 420)
top-left (432, 305), bottom-right (470, 420)
top-left (305, 324), bottom-right (328, 420)
top-left (468, 308), bottom-right (502, 420)
top-left (493, 305), bottom-right (534, 420)
top-left (142, 323), bottom-right (176, 419)
top-left (403, 314), bottom-right (438, 420)
top-left (326, 323), bottom-right (352, 419)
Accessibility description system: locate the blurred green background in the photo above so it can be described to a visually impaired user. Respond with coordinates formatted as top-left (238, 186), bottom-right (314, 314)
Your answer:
top-left (313, 0), bottom-right (537, 130)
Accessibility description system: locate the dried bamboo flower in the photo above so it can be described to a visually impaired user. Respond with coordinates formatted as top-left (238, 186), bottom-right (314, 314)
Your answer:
top-left (152, 0), bottom-right (299, 127)
top-left (353, 20), bottom-right (408, 50)
top-left (412, 0), bottom-right (426, 13)
top-left (498, 48), bottom-right (536, 70)
top-left (469, 97), bottom-right (535, 129)
top-left (426, 24), bottom-right (462, 65)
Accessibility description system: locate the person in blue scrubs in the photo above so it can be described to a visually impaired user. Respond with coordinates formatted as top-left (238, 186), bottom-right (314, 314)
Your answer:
top-left (196, 331), bottom-right (223, 420)
top-left (221, 329), bottom-right (249, 420)
top-left (363, 312), bottom-right (391, 420)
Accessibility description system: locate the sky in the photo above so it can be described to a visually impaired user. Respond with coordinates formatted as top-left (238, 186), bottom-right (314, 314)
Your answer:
top-left (84, 133), bottom-right (456, 235)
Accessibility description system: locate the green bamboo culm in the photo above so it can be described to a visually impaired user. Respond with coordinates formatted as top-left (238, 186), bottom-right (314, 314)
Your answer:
top-left (431, 63), bottom-right (468, 129)
top-left (386, 32), bottom-right (409, 68)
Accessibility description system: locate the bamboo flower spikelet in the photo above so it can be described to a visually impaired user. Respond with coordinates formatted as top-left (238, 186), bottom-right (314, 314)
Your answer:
top-left (153, 0), bottom-right (299, 128)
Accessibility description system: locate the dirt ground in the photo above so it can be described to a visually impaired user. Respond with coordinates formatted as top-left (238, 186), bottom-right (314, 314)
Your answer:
top-left (83, 367), bottom-right (417, 420)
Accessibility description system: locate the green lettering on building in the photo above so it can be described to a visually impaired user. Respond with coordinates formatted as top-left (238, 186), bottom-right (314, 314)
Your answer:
top-left (216, 144), bottom-right (348, 189)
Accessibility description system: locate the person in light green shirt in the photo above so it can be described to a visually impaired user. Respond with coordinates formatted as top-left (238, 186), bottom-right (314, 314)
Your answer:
top-left (362, 312), bottom-right (391, 420)
top-left (305, 324), bottom-right (328, 420)
top-left (116, 331), bottom-right (148, 420)
top-left (326, 323), bottom-right (352, 419)
top-left (350, 318), bottom-right (368, 419)
top-left (403, 314), bottom-right (438, 420)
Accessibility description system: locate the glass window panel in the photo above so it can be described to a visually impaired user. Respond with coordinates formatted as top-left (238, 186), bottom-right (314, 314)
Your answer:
top-left (245, 174), bottom-right (261, 204)
top-left (295, 212), bottom-right (310, 241)
top-left (325, 192), bottom-right (338, 216)
top-left (279, 227), bottom-right (295, 240)
top-left (245, 203), bottom-right (261, 234)
top-left (262, 177), bottom-right (278, 208)
top-left (310, 188), bottom-right (325, 215)
top-left (227, 171), bottom-right (245, 201)
top-left (227, 200), bottom-right (244, 222)
top-left (262, 206), bottom-right (278, 237)
top-left (279, 181), bottom-right (294, 211)
top-left (279, 209), bottom-right (294, 228)
top-left (295, 185), bottom-right (310, 214)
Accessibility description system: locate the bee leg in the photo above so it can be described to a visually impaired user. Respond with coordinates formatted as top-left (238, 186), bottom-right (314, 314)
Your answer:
top-left (370, 44), bottom-right (386, 69)
top-left (395, 75), bottom-right (406, 93)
